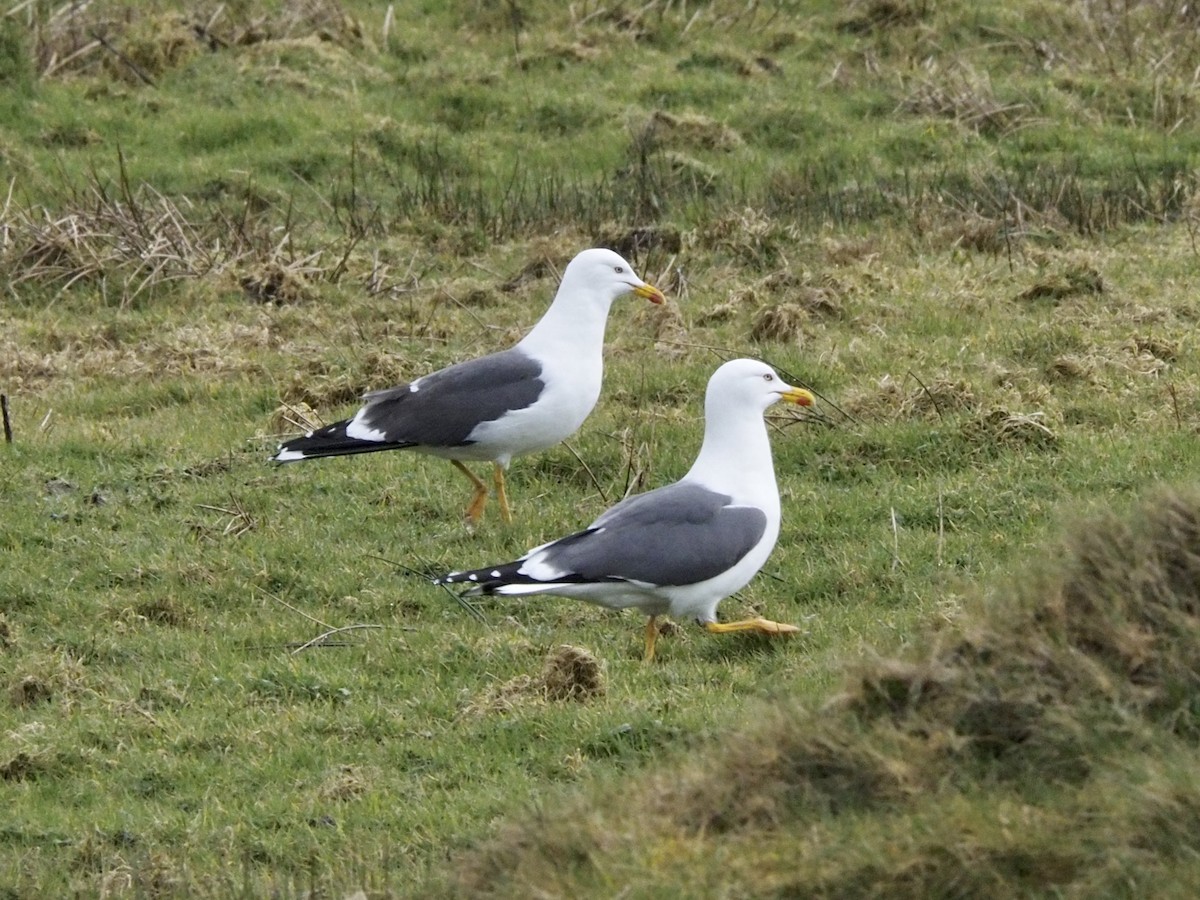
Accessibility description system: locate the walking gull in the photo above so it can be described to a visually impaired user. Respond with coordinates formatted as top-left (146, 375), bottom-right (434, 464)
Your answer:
top-left (271, 248), bottom-right (665, 524)
top-left (436, 358), bottom-right (814, 660)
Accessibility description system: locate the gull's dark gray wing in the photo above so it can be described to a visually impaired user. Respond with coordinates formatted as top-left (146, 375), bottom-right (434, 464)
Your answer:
top-left (357, 347), bottom-right (545, 447)
top-left (524, 482), bottom-right (767, 587)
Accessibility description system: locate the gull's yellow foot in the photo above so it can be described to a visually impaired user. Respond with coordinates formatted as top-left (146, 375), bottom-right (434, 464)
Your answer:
top-left (643, 616), bottom-right (659, 663)
top-left (492, 463), bottom-right (513, 524)
top-left (705, 617), bottom-right (801, 637)
top-left (453, 460), bottom-right (490, 525)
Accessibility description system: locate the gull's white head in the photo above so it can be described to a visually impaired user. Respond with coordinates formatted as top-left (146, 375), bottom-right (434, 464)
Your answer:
top-left (706, 358), bottom-right (816, 415)
top-left (560, 248), bottom-right (665, 306)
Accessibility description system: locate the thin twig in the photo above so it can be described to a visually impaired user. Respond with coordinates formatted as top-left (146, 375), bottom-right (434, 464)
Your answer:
top-left (370, 553), bottom-right (490, 625)
top-left (906, 370), bottom-right (943, 421)
top-left (890, 507), bottom-right (902, 571)
top-left (561, 439), bottom-right (608, 503)
top-left (937, 490), bottom-right (945, 567)
top-left (91, 31), bottom-right (157, 87)
top-left (1, 394), bottom-right (11, 444)
top-left (261, 589), bottom-right (336, 631)
top-left (292, 624), bottom-right (384, 654)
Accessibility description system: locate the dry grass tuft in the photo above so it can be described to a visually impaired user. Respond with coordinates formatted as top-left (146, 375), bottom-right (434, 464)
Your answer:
top-left (0, 178), bottom-right (336, 307)
top-left (238, 261), bottom-right (314, 305)
top-left (269, 400), bottom-right (322, 436)
top-left (1051, 489), bottom-right (1200, 735)
top-left (0, 750), bottom-right (50, 782)
top-left (0, 614), bottom-right (13, 651)
top-left (836, 485), bottom-right (1200, 771)
top-left (939, 212), bottom-right (1011, 253)
top-left (840, 0), bottom-right (930, 33)
top-left (700, 208), bottom-right (803, 269)
top-left (664, 722), bottom-right (924, 834)
top-left (462, 644), bottom-right (605, 715)
top-left (9, 674), bottom-right (52, 708)
top-left (1049, 354), bottom-right (1096, 382)
top-left (540, 644), bottom-right (605, 702)
top-left (844, 374), bottom-right (977, 421)
top-left (646, 110), bottom-right (744, 152)
top-left (133, 596), bottom-right (191, 627)
top-left (1132, 335), bottom-right (1179, 363)
top-left (593, 223), bottom-right (683, 258)
top-left (317, 764), bottom-right (371, 801)
top-left (1017, 265), bottom-right (1105, 302)
top-left (963, 409), bottom-right (1058, 448)
top-left (750, 303), bottom-right (810, 343)
top-left (899, 62), bottom-right (1035, 137)
top-left (28, 0), bottom-right (368, 81)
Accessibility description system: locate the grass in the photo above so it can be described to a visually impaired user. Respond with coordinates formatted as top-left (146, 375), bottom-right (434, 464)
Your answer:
top-left (3, 0), bottom-right (1200, 895)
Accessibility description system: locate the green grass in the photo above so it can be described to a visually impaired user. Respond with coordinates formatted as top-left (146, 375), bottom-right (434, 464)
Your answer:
top-left (3, 0), bottom-right (1200, 895)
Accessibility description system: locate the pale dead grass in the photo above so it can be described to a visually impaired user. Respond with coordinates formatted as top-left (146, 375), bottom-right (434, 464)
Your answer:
top-left (28, 0), bottom-right (370, 81)
top-left (843, 374), bottom-right (978, 422)
top-left (898, 60), bottom-right (1039, 137)
top-left (0, 319), bottom-right (277, 388)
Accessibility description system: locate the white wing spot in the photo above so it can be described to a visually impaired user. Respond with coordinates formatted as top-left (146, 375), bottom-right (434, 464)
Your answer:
top-left (490, 570), bottom-right (501, 578)
top-left (468, 574), bottom-right (478, 582)
top-left (345, 409), bottom-right (387, 442)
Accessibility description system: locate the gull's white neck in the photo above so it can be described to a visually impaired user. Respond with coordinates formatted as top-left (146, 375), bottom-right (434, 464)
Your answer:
top-left (515, 282), bottom-right (614, 363)
top-left (684, 400), bottom-right (779, 508)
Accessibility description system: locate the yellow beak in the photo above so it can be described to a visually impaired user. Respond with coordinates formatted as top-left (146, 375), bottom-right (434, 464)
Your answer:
top-left (632, 283), bottom-right (666, 305)
top-left (781, 386), bottom-right (816, 407)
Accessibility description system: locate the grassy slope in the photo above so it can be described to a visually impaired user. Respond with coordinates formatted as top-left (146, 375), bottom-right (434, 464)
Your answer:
top-left (2, 0), bottom-right (1200, 895)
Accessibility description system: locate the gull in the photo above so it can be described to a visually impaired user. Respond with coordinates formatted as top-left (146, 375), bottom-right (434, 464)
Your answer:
top-left (272, 248), bottom-right (665, 524)
top-left (436, 358), bottom-right (813, 660)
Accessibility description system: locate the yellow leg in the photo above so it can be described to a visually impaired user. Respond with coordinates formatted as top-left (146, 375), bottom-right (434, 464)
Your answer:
top-left (643, 615), bottom-right (659, 663)
top-left (704, 617), bottom-right (801, 637)
top-left (493, 463), bottom-right (512, 524)
top-left (452, 460), bottom-right (489, 524)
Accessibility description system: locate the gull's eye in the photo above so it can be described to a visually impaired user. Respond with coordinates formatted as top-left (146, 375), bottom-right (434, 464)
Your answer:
top-left (763, 373), bottom-right (774, 382)
top-left (614, 265), bottom-right (625, 274)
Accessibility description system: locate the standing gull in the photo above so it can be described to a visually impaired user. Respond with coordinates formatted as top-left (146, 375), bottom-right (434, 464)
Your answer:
top-left (436, 358), bottom-right (815, 661)
top-left (272, 248), bottom-right (665, 524)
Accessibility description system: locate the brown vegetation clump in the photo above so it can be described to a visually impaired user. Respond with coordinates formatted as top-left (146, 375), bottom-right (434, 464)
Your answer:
top-left (646, 110), bottom-right (744, 152)
top-left (1048, 354), bottom-right (1096, 382)
top-left (962, 408), bottom-right (1058, 449)
top-left (317, 764), bottom-right (371, 801)
top-left (32, 0), bottom-right (368, 81)
top-left (940, 212), bottom-right (1011, 254)
top-left (750, 303), bottom-right (809, 343)
top-left (844, 374), bottom-right (976, 421)
top-left (593, 223), bottom-right (683, 258)
top-left (133, 595), bottom-right (191, 627)
top-left (461, 645), bottom-right (606, 716)
top-left (239, 262), bottom-right (313, 304)
top-left (0, 750), bottom-right (48, 782)
top-left (9, 674), bottom-right (52, 708)
top-left (540, 644), bottom-right (605, 702)
top-left (665, 724), bottom-right (923, 834)
top-left (1017, 265), bottom-right (1105, 302)
top-left (269, 400), bottom-right (321, 435)
top-left (898, 63), bottom-right (1034, 137)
